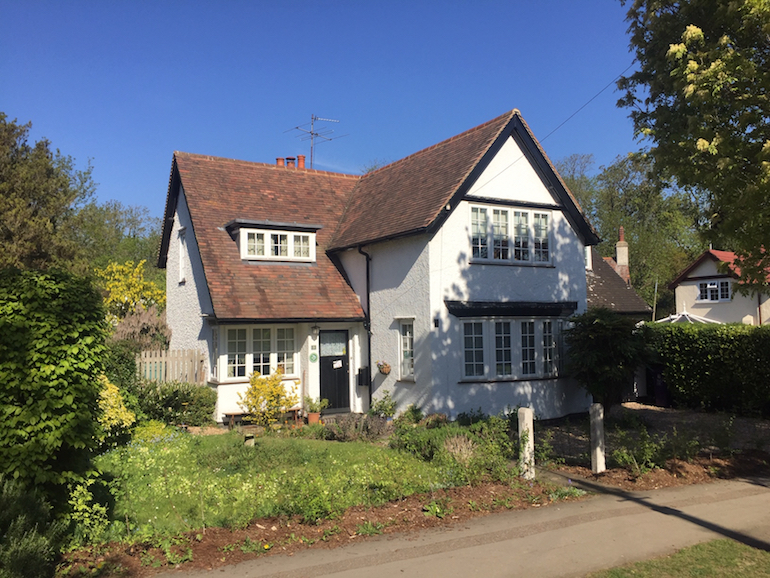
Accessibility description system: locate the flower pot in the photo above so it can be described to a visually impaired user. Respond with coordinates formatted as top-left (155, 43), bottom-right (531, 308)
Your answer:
top-left (307, 412), bottom-right (321, 425)
top-left (378, 363), bottom-right (391, 375)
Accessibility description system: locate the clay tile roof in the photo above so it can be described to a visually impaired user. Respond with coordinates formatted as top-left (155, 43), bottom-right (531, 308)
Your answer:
top-left (668, 249), bottom-right (746, 289)
top-left (587, 248), bottom-right (651, 317)
top-left (172, 152), bottom-right (364, 321)
top-left (330, 110), bottom-right (517, 249)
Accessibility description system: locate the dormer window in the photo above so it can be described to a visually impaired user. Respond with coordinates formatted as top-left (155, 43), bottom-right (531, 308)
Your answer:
top-left (225, 219), bottom-right (320, 263)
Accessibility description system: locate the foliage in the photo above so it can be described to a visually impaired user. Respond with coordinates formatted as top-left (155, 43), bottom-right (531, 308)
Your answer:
top-left (558, 153), bottom-right (703, 314)
top-left (135, 381), bottom-right (217, 426)
top-left (565, 308), bottom-right (648, 412)
top-left (303, 396), bottom-right (330, 413)
top-left (66, 476), bottom-right (111, 548)
top-left (0, 269), bottom-right (106, 508)
top-left (238, 368), bottom-right (299, 426)
top-left (97, 375), bottom-right (136, 449)
top-left (0, 113), bottom-right (95, 271)
top-left (96, 260), bottom-right (165, 321)
top-left (323, 414), bottom-right (390, 442)
top-left (456, 407), bottom-right (488, 426)
top-left (395, 403), bottom-right (424, 425)
top-left (619, 0), bottom-right (770, 289)
top-left (647, 323), bottom-right (770, 416)
top-left (368, 389), bottom-right (396, 418)
top-left (0, 476), bottom-right (67, 578)
top-left (612, 425), bottom-right (666, 477)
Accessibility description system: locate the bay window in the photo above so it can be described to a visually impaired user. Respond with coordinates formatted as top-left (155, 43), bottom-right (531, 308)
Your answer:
top-left (223, 325), bottom-right (298, 379)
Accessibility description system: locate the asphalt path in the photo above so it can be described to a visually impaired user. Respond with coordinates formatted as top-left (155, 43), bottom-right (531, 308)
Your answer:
top-left (160, 472), bottom-right (770, 578)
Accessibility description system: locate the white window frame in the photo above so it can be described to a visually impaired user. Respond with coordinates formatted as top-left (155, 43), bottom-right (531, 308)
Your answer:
top-left (462, 318), bottom-right (561, 380)
top-left (239, 228), bottom-right (316, 262)
top-left (697, 280), bottom-right (731, 302)
top-left (469, 204), bottom-right (552, 265)
top-left (398, 320), bottom-right (415, 381)
top-left (221, 325), bottom-right (299, 381)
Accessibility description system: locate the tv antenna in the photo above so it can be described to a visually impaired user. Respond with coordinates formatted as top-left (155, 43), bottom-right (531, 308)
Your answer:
top-left (286, 114), bottom-right (347, 169)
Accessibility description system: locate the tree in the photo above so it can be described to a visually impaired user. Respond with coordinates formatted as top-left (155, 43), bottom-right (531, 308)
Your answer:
top-left (565, 308), bottom-right (648, 413)
top-left (558, 153), bottom-right (703, 315)
top-left (0, 113), bottom-right (95, 270)
top-left (0, 269), bottom-right (106, 508)
top-left (619, 0), bottom-right (770, 289)
top-left (96, 260), bottom-right (165, 320)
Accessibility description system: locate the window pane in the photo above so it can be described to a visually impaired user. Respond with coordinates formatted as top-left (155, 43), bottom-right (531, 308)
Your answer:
top-left (400, 322), bottom-right (414, 378)
top-left (720, 281), bottom-right (730, 300)
top-left (293, 234), bottom-right (310, 258)
top-left (471, 207), bottom-right (488, 259)
top-left (495, 321), bottom-right (512, 376)
top-left (533, 213), bottom-right (549, 262)
top-left (543, 320), bottom-right (555, 375)
top-left (252, 328), bottom-right (271, 376)
top-left (227, 328), bottom-right (247, 378)
top-left (521, 321), bottom-right (535, 375)
top-left (514, 211), bottom-right (530, 261)
top-left (247, 232), bottom-right (265, 256)
top-left (276, 328), bottom-right (295, 374)
top-left (698, 283), bottom-right (708, 300)
top-left (464, 322), bottom-right (484, 377)
top-left (271, 234), bottom-right (288, 257)
top-left (493, 210), bottom-right (509, 260)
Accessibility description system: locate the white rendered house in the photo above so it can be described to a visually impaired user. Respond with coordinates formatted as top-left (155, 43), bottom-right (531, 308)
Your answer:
top-left (158, 110), bottom-right (600, 422)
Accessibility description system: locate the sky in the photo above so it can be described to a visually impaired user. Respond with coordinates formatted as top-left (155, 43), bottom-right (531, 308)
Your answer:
top-left (1, 1), bottom-right (642, 219)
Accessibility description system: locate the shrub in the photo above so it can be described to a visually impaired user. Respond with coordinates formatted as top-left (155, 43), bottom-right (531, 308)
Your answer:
top-left (238, 368), bottom-right (299, 426)
top-left (611, 425), bottom-right (666, 477)
top-left (324, 414), bottom-right (390, 442)
top-left (566, 308), bottom-right (648, 413)
top-left (368, 390), bottom-right (397, 418)
top-left (0, 476), bottom-right (67, 578)
top-left (0, 268), bottom-right (106, 509)
top-left (304, 396), bottom-right (330, 413)
top-left (395, 404), bottom-right (423, 425)
top-left (136, 380), bottom-right (217, 426)
top-left (97, 375), bottom-right (136, 449)
top-left (456, 407), bottom-right (487, 426)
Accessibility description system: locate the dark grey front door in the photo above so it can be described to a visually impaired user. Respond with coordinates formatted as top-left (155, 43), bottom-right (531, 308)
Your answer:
top-left (319, 330), bottom-right (350, 411)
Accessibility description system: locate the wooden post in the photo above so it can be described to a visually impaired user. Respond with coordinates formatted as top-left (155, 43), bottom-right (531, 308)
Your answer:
top-left (518, 407), bottom-right (535, 480)
top-left (590, 402), bottom-right (606, 474)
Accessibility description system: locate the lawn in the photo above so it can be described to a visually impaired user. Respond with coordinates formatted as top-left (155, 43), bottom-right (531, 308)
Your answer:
top-left (588, 539), bottom-right (770, 577)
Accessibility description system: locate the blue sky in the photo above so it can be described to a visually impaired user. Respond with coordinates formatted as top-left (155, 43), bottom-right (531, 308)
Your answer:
top-left (1, 1), bottom-right (640, 219)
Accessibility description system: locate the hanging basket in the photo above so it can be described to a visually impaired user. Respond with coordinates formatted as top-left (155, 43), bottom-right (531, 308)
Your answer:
top-left (378, 363), bottom-right (391, 375)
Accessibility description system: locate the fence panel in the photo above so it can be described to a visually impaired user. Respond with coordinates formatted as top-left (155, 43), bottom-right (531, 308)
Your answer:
top-left (136, 350), bottom-right (206, 384)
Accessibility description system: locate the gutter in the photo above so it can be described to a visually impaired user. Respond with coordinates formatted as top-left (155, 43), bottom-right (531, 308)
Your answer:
top-left (358, 245), bottom-right (373, 410)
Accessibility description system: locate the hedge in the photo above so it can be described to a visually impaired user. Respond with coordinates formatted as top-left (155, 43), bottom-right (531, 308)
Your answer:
top-left (646, 323), bottom-right (770, 416)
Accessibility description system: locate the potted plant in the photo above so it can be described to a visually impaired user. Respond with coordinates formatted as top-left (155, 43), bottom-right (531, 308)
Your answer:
top-left (304, 396), bottom-right (330, 424)
top-left (376, 360), bottom-right (391, 375)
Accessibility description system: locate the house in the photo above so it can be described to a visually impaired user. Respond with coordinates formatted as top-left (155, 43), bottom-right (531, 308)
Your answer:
top-left (158, 109), bottom-right (601, 422)
top-left (669, 249), bottom-right (770, 325)
top-left (585, 227), bottom-right (651, 321)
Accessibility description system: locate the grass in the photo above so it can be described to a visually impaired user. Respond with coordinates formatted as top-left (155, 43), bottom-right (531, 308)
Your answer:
top-left (588, 539), bottom-right (770, 577)
top-left (93, 429), bottom-right (446, 541)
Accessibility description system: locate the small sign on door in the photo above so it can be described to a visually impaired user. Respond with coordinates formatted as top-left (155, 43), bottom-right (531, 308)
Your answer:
top-left (333, 360), bottom-right (343, 369)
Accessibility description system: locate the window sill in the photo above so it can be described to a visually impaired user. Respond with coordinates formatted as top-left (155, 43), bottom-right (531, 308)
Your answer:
top-left (469, 259), bottom-right (555, 268)
top-left (398, 377), bottom-right (415, 383)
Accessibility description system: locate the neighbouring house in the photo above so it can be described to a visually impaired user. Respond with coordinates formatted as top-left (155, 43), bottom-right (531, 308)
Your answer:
top-left (585, 227), bottom-right (651, 321)
top-left (158, 109), bottom-right (601, 422)
top-left (669, 249), bottom-right (770, 325)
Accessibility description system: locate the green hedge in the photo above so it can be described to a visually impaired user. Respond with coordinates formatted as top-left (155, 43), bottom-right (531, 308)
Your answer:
top-left (135, 380), bottom-right (217, 426)
top-left (647, 324), bottom-right (770, 416)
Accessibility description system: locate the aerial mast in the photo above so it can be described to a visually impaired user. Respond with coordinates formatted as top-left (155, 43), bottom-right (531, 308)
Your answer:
top-left (287, 115), bottom-right (346, 169)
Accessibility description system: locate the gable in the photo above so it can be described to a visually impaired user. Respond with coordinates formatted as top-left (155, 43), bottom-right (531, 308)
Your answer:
top-left (466, 136), bottom-right (557, 205)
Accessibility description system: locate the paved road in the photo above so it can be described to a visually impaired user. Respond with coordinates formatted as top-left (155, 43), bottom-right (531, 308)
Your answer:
top-left (161, 472), bottom-right (770, 578)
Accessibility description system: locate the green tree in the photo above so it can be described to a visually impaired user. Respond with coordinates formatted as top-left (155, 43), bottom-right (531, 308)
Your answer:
top-left (565, 308), bottom-right (648, 413)
top-left (619, 0), bottom-right (770, 289)
top-left (558, 153), bottom-right (703, 315)
top-left (0, 269), bottom-right (106, 509)
top-left (0, 113), bottom-right (95, 271)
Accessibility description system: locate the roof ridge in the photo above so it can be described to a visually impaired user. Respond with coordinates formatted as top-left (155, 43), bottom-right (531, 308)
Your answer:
top-left (361, 110), bottom-right (518, 178)
top-left (173, 151), bottom-right (360, 179)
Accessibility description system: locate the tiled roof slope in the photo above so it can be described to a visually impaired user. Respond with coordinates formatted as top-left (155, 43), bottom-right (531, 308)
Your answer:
top-left (173, 152), bottom-right (365, 321)
top-left (330, 111), bottom-right (516, 250)
top-left (587, 248), bottom-right (651, 317)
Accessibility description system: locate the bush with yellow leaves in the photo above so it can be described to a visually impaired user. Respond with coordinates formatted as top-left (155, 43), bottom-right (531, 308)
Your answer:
top-left (97, 375), bottom-right (136, 448)
top-left (238, 367), bottom-right (299, 426)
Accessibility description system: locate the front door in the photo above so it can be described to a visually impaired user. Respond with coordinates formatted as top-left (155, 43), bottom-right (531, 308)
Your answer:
top-left (319, 330), bottom-right (350, 411)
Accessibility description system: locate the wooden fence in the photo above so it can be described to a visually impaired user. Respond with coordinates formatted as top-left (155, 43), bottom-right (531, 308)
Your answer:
top-left (136, 349), bottom-right (207, 384)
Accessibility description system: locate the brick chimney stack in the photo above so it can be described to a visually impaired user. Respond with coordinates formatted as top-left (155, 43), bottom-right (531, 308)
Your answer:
top-left (276, 157), bottom-right (285, 167)
top-left (297, 155), bottom-right (306, 169)
top-left (286, 157), bottom-right (296, 168)
top-left (616, 226), bottom-right (630, 285)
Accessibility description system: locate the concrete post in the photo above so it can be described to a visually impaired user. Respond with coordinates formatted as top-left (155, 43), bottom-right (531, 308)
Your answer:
top-left (518, 407), bottom-right (535, 480)
top-left (590, 402), bottom-right (606, 474)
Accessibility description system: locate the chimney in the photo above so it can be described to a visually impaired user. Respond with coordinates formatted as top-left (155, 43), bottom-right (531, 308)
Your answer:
top-left (276, 157), bottom-right (285, 167)
top-left (616, 226), bottom-right (630, 285)
top-left (286, 156), bottom-right (296, 168)
top-left (297, 154), bottom-right (305, 169)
